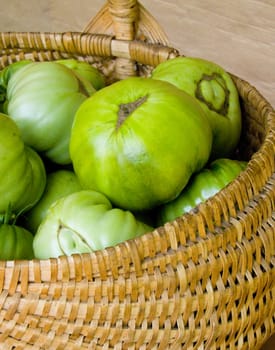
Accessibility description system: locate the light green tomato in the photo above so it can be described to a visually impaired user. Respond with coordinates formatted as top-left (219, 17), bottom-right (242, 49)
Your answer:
top-left (25, 169), bottom-right (82, 233)
top-left (0, 113), bottom-right (46, 216)
top-left (4, 61), bottom-right (96, 164)
top-left (57, 59), bottom-right (105, 90)
top-left (0, 60), bottom-right (33, 112)
top-left (151, 56), bottom-right (242, 159)
top-left (70, 77), bottom-right (212, 211)
top-left (0, 60), bottom-right (32, 89)
top-left (33, 190), bottom-right (153, 259)
top-left (157, 158), bottom-right (247, 225)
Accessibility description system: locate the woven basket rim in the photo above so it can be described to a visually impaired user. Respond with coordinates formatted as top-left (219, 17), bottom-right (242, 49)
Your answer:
top-left (0, 30), bottom-right (273, 271)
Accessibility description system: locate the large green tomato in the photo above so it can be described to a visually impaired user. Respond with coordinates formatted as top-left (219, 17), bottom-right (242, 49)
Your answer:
top-left (4, 61), bottom-right (96, 164)
top-left (33, 190), bottom-right (153, 259)
top-left (151, 57), bottom-right (242, 159)
top-left (24, 169), bottom-right (82, 233)
top-left (0, 113), bottom-right (46, 217)
top-left (157, 158), bottom-right (247, 225)
top-left (70, 77), bottom-right (212, 211)
top-left (0, 223), bottom-right (34, 260)
top-left (57, 59), bottom-right (105, 90)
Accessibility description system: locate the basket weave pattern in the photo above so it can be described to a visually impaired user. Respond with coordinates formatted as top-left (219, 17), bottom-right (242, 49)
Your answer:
top-left (0, 1), bottom-right (274, 349)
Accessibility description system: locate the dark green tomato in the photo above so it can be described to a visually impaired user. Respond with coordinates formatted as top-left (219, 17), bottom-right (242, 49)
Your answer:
top-left (0, 224), bottom-right (34, 260)
top-left (0, 113), bottom-right (46, 216)
top-left (157, 158), bottom-right (247, 225)
top-left (57, 59), bottom-right (106, 90)
top-left (151, 56), bottom-right (242, 159)
top-left (4, 61), bottom-right (96, 164)
top-left (24, 169), bottom-right (82, 233)
top-left (33, 190), bottom-right (153, 259)
top-left (70, 77), bottom-right (212, 211)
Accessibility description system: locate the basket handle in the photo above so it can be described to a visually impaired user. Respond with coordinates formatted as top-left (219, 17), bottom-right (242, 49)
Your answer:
top-left (83, 0), bottom-right (169, 44)
top-left (83, 0), bottom-right (170, 79)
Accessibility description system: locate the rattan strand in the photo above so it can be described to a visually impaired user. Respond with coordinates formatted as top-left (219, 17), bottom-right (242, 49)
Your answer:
top-left (0, 0), bottom-right (274, 349)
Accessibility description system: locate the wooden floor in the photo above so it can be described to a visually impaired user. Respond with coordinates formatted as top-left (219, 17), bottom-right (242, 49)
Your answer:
top-left (0, 0), bottom-right (274, 348)
top-left (1, 0), bottom-right (274, 108)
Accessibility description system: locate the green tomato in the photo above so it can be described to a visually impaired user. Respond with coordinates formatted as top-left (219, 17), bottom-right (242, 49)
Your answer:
top-left (33, 190), bottom-right (153, 259)
top-left (157, 158), bottom-right (247, 225)
top-left (24, 169), bottom-right (82, 233)
top-left (151, 57), bottom-right (242, 159)
top-left (0, 60), bottom-right (32, 90)
top-left (0, 113), bottom-right (46, 216)
top-left (70, 77), bottom-right (212, 211)
top-left (57, 59), bottom-right (105, 90)
top-left (0, 60), bottom-right (33, 111)
top-left (4, 61), bottom-right (96, 164)
top-left (0, 223), bottom-right (34, 260)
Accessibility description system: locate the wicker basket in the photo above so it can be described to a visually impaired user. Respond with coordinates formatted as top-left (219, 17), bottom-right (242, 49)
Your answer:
top-left (0, 1), bottom-right (274, 349)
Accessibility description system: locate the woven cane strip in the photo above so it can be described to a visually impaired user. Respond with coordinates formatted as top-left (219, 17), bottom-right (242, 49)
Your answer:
top-left (0, 18), bottom-right (273, 349)
top-left (108, 0), bottom-right (139, 41)
top-left (0, 244), bottom-right (273, 349)
top-left (0, 32), bottom-right (113, 58)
